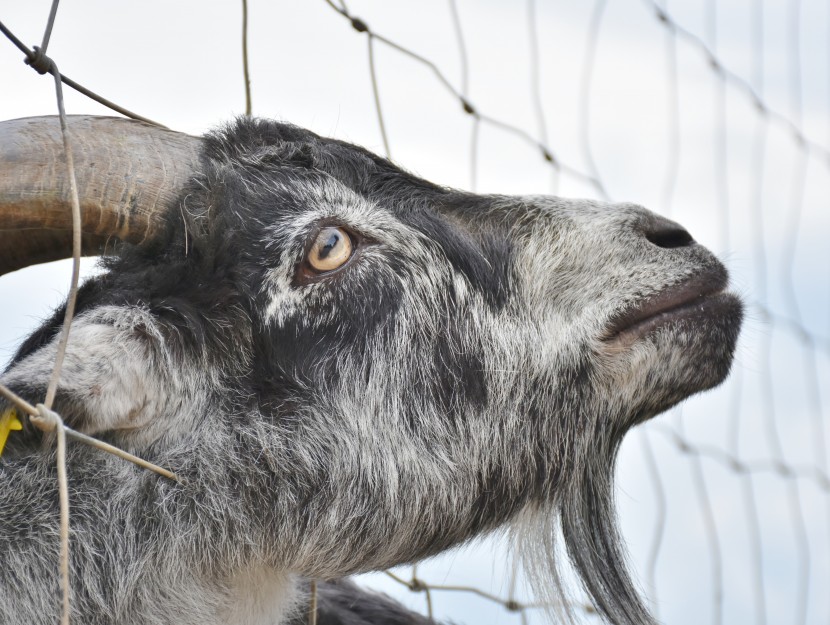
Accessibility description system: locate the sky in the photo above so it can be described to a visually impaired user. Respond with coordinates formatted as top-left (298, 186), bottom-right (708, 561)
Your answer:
top-left (1, 1), bottom-right (829, 624)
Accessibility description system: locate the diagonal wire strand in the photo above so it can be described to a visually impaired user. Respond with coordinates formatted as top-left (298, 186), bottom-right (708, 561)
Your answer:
top-left (319, 0), bottom-right (606, 197)
top-left (643, 0), bottom-right (830, 165)
top-left (366, 33), bottom-right (391, 159)
top-left (0, 20), bottom-right (166, 127)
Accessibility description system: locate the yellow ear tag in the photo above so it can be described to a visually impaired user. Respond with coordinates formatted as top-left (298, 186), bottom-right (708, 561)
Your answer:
top-left (0, 408), bottom-right (23, 457)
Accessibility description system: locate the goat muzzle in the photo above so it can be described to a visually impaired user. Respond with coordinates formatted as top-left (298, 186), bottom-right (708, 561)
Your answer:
top-left (0, 115), bottom-right (202, 276)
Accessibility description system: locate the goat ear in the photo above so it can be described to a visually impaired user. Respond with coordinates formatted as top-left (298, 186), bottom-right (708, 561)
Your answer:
top-left (2, 310), bottom-right (173, 439)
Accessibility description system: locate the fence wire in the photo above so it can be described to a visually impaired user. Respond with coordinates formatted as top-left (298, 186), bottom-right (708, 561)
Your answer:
top-left (0, 4), bottom-right (181, 623)
top-left (1, 1), bottom-right (828, 624)
top-left (316, 1), bottom-right (830, 624)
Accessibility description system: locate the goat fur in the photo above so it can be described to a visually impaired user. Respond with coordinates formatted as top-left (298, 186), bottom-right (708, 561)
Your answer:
top-left (0, 117), bottom-right (742, 625)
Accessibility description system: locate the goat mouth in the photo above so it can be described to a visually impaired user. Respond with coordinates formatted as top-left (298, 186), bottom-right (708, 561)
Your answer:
top-left (602, 268), bottom-right (732, 345)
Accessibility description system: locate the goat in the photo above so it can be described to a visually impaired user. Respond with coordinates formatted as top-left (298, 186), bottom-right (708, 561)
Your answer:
top-left (0, 115), bottom-right (743, 625)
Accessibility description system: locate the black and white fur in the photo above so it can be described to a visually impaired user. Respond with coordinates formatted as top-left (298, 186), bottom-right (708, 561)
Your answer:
top-left (0, 118), bottom-right (742, 625)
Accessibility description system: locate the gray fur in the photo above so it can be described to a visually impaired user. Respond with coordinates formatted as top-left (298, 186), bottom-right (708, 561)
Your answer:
top-left (0, 118), bottom-right (742, 625)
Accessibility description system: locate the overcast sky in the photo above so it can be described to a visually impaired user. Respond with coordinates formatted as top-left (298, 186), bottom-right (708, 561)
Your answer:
top-left (1, 1), bottom-right (829, 624)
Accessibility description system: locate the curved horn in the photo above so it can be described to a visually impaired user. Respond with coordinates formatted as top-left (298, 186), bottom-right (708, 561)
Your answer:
top-left (0, 115), bottom-right (202, 276)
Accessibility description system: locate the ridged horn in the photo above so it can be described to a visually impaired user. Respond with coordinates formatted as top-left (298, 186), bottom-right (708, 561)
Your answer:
top-left (0, 115), bottom-right (203, 276)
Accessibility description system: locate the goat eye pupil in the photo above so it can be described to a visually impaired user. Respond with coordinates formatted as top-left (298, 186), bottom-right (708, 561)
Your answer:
top-left (307, 226), bottom-right (354, 273)
top-left (319, 232), bottom-right (340, 259)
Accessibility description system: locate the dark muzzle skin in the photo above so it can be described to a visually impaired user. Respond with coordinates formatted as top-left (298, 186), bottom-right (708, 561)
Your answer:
top-left (0, 116), bottom-right (742, 625)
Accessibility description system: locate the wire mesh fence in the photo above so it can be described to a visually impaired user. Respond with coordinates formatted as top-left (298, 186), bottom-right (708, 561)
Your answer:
top-left (0, 0), bottom-right (828, 624)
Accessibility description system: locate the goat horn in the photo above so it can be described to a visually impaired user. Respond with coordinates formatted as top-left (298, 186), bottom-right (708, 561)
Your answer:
top-left (0, 115), bottom-right (202, 276)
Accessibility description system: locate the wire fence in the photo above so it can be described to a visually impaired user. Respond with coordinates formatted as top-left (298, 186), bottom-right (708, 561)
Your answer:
top-left (315, 2), bottom-right (829, 623)
top-left (0, 4), bottom-right (182, 624)
top-left (0, 1), bottom-right (828, 624)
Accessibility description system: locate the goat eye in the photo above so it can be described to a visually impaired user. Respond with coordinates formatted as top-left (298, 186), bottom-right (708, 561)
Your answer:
top-left (307, 227), bottom-right (354, 273)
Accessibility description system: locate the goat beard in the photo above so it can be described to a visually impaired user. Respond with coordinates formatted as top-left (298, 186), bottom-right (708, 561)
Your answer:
top-left (512, 428), bottom-right (657, 625)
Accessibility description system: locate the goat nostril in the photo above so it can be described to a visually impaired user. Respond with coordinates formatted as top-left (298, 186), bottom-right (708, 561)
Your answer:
top-left (645, 225), bottom-right (694, 249)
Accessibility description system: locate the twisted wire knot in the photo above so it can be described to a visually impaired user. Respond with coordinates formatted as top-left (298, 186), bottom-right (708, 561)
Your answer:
top-left (31, 403), bottom-right (62, 432)
top-left (25, 45), bottom-right (55, 75)
top-left (504, 600), bottom-right (521, 612)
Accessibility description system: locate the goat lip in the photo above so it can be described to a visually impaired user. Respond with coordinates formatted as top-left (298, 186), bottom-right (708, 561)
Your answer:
top-left (602, 270), bottom-right (729, 343)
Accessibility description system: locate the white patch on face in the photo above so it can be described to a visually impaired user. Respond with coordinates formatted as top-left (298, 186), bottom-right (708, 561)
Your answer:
top-left (262, 265), bottom-right (308, 326)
